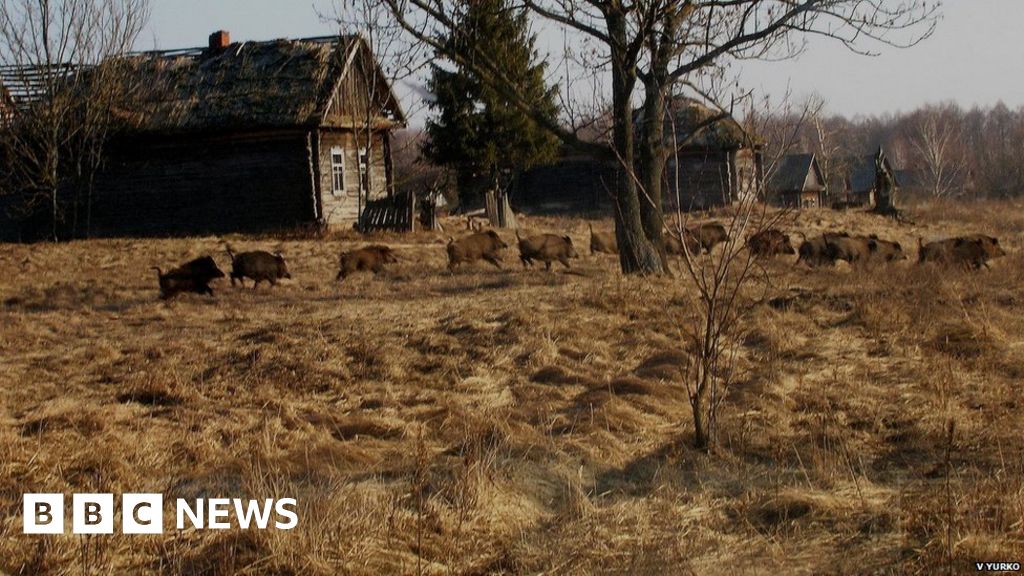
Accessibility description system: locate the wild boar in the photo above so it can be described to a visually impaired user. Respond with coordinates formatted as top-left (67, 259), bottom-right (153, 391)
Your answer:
top-left (865, 235), bottom-right (906, 262)
top-left (919, 234), bottom-right (1006, 269)
top-left (689, 223), bottom-right (728, 253)
top-left (796, 233), bottom-right (836, 268)
top-left (824, 233), bottom-right (875, 265)
top-left (153, 256), bottom-right (225, 300)
top-left (589, 223), bottom-right (618, 255)
top-left (226, 246), bottom-right (292, 288)
top-left (516, 231), bottom-right (579, 270)
top-left (747, 229), bottom-right (796, 258)
top-left (337, 245), bottom-right (398, 281)
top-left (447, 230), bottom-right (508, 271)
top-left (665, 229), bottom-right (701, 256)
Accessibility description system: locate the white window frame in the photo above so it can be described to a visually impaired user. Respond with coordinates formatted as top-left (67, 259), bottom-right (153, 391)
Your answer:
top-left (330, 146), bottom-right (345, 196)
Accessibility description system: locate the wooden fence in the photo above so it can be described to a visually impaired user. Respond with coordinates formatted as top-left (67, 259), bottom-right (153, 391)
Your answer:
top-left (358, 190), bottom-right (415, 232)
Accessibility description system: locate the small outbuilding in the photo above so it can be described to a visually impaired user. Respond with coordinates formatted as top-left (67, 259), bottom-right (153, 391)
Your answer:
top-left (833, 147), bottom-right (899, 209)
top-left (768, 153), bottom-right (826, 209)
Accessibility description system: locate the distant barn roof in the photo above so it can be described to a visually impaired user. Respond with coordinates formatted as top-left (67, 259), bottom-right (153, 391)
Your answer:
top-left (113, 35), bottom-right (404, 133)
top-left (769, 153), bottom-right (824, 193)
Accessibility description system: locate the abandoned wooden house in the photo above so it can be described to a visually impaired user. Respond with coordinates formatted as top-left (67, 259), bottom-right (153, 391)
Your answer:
top-left (658, 97), bottom-right (764, 211)
top-left (768, 153), bottom-right (826, 209)
top-left (833, 148), bottom-right (899, 209)
top-left (82, 31), bottom-right (405, 237)
top-left (514, 98), bottom-right (763, 213)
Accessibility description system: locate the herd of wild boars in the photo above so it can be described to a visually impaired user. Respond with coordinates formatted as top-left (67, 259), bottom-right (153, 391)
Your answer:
top-left (151, 221), bottom-right (1010, 299)
top-left (795, 232), bottom-right (908, 267)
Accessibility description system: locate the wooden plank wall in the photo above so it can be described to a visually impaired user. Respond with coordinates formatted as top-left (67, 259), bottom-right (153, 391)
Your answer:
top-left (88, 131), bottom-right (314, 237)
top-left (318, 130), bottom-right (389, 227)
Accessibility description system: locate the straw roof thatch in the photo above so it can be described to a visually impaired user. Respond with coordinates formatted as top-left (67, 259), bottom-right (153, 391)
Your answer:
top-left (112, 35), bottom-right (403, 134)
top-left (634, 96), bottom-right (756, 150)
top-left (664, 96), bottom-right (754, 149)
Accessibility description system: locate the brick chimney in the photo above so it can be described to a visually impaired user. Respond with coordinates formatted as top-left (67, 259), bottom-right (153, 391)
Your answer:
top-left (208, 30), bottom-right (230, 51)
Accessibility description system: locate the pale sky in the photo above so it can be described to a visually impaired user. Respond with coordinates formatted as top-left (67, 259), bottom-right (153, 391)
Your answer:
top-left (141, 0), bottom-right (1024, 121)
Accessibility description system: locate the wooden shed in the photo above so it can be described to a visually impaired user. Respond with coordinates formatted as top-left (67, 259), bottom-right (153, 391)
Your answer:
top-left (84, 32), bottom-right (406, 237)
top-left (833, 148), bottom-right (899, 209)
top-left (768, 153), bottom-right (826, 209)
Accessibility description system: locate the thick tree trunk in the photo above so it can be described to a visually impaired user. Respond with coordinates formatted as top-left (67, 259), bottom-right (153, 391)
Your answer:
top-left (606, 10), bottom-right (663, 276)
top-left (638, 75), bottom-right (669, 271)
top-left (637, 9), bottom-right (682, 273)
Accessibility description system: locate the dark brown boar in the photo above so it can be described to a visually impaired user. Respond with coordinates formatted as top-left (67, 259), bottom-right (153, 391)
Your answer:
top-left (153, 256), bottom-right (225, 299)
top-left (447, 230), bottom-right (508, 271)
top-left (226, 246), bottom-right (292, 288)
top-left (919, 234), bottom-right (1006, 269)
top-left (689, 223), bottom-right (728, 253)
top-left (824, 232), bottom-right (874, 265)
top-left (337, 245), bottom-right (398, 281)
top-left (589, 223), bottom-right (618, 255)
top-left (516, 231), bottom-right (579, 270)
top-left (747, 229), bottom-right (796, 258)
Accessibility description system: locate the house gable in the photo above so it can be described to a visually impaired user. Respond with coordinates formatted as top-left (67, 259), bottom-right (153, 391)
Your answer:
top-left (320, 37), bottom-right (406, 130)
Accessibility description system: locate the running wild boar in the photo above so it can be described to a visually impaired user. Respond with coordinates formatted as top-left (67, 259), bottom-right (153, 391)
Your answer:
top-left (866, 235), bottom-right (906, 262)
top-left (689, 223), bottom-right (728, 253)
top-left (516, 231), bottom-right (579, 270)
top-left (226, 246), bottom-right (291, 287)
top-left (746, 229), bottom-right (795, 258)
top-left (665, 229), bottom-right (701, 255)
top-left (447, 230), bottom-right (508, 271)
top-left (153, 256), bottom-right (225, 300)
top-left (588, 223), bottom-right (618, 255)
top-left (824, 233), bottom-right (875, 265)
top-left (337, 245), bottom-right (398, 281)
top-left (919, 234), bottom-right (1006, 269)
top-left (796, 233), bottom-right (837, 268)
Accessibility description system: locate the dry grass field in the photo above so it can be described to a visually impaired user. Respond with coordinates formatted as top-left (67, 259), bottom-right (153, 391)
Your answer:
top-left (1, 200), bottom-right (1023, 574)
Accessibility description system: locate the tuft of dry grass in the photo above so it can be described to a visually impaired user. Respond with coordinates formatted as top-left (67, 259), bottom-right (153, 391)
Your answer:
top-left (1, 206), bottom-right (1023, 574)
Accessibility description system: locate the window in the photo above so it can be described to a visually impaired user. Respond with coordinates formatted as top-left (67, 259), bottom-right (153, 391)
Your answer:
top-left (330, 147), bottom-right (345, 196)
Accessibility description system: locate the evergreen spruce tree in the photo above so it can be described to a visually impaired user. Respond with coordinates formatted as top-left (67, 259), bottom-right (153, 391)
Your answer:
top-left (423, 0), bottom-right (559, 206)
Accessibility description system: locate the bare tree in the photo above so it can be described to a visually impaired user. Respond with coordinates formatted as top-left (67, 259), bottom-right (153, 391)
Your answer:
top-left (0, 0), bottom-right (149, 240)
top-left (808, 100), bottom-right (852, 206)
top-left (908, 104), bottom-right (967, 198)
top-left (379, 0), bottom-right (938, 275)
top-left (663, 89), bottom-right (799, 449)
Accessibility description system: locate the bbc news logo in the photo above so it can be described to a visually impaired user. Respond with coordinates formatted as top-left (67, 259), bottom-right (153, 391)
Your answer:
top-left (23, 494), bottom-right (297, 534)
